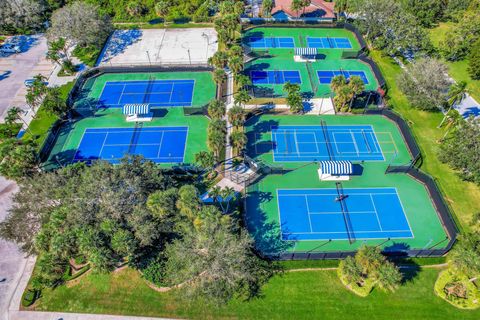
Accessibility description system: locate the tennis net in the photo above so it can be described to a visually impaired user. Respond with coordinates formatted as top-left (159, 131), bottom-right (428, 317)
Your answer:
top-left (327, 37), bottom-right (335, 48)
top-left (142, 76), bottom-right (155, 104)
top-left (128, 122), bottom-right (143, 154)
top-left (336, 182), bottom-right (355, 244)
top-left (320, 119), bottom-right (334, 160)
top-left (306, 62), bottom-right (317, 94)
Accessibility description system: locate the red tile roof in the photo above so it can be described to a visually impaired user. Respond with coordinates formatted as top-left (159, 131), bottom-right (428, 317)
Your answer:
top-left (271, 0), bottom-right (336, 18)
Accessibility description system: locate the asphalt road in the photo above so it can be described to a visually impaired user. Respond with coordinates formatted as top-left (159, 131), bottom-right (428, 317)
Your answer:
top-left (0, 35), bottom-right (50, 120)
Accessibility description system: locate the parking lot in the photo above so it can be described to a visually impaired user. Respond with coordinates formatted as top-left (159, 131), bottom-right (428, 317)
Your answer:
top-left (0, 35), bottom-right (53, 120)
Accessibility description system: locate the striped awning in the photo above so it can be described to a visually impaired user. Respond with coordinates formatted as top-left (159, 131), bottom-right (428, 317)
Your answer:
top-left (320, 161), bottom-right (353, 175)
top-left (295, 47), bottom-right (317, 56)
top-left (123, 104), bottom-right (150, 115)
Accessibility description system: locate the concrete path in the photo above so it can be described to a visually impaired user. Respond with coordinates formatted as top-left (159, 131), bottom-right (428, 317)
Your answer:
top-left (8, 311), bottom-right (176, 320)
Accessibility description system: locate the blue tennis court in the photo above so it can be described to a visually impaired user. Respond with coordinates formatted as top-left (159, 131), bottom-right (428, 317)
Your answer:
top-left (317, 70), bottom-right (369, 84)
top-left (250, 70), bottom-right (302, 85)
top-left (307, 37), bottom-right (353, 49)
top-left (73, 127), bottom-right (188, 164)
top-left (271, 125), bottom-right (384, 162)
top-left (277, 188), bottom-right (413, 241)
top-left (247, 37), bottom-right (295, 49)
top-left (97, 80), bottom-right (194, 108)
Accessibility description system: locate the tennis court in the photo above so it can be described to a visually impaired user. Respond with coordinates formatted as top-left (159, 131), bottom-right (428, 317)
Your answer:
top-left (73, 126), bottom-right (188, 164)
top-left (250, 70), bottom-right (302, 85)
top-left (270, 125), bottom-right (384, 162)
top-left (247, 36), bottom-right (295, 48)
top-left (98, 79), bottom-right (195, 108)
top-left (317, 70), bottom-right (369, 84)
top-left (307, 37), bottom-right (352, 49)
top-left (277, 187), bottom-right (413, 241)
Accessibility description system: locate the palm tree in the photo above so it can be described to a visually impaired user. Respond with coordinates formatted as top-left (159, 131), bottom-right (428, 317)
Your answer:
top-left (227, 105), bottom-right (246, 128)
top-left (448, 232), bottom-right (480, 282)
top-left (208, 51), bottom-right (228, 69)
top-left (230, 130), bottom-right (247, 156)
top-left (208, 186), bottom-right (222, 204)
top-left (207, 99), bottom-right (226, 120)
top-left (207, 130), bottom-right (226, 159)
top-left (208, 119), bottom-right (227, 136)
top-left (262, 0), bottom-right (273, 17)
top-left (5, 107), bottom-right (31, 134)
top-left (291, 0), bottom-right (303, 18)
top-left (228, 45), bottom-right (243, 59)
top-left (25, 74), bottom-right (48, 111)
top-left (213, 68), bottom-right (227, 87)
top-left (338, 256), bottom-right (363, 285)
top-left (194, 151), bottom-right (215, 171)
top-left (438, 81), bottom-right (468, 128)
top-left (439, 109), bottom-right (462, 142)
top-left (228, 55), bottom-right (243, 75)
top-left (301, 0), bottom-right (311, 16)
top-left (234, 89), bottom-right (251, 108)
top-left (283, 82), bottom-right (300, 95)
top-left (286, 91), bottom-right (304, 113)
top-left (355, 246), bottom-right (384, 275)
top-left (219, 186), bottom-right (236, 213)
top-left (374, 262), bottom-right (402, 292)
top-left (235, 74), bottom-right (252, 90)
top-left (330, 75), bottom-right (347, 93)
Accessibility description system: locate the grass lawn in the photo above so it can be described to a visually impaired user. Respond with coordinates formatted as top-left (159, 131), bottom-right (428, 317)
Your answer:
top-left (428, 22), bottom-right (480, 102)
top-left (32, 267), bottom-right (480, 319)
top-left (23, 82), bottom-right (74, 148)
top-left (369, 49), bottom-right (480, 229)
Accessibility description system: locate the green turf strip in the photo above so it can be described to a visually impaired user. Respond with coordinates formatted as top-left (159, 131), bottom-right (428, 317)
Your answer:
top-left (245, 114), bottom-right (448, 253)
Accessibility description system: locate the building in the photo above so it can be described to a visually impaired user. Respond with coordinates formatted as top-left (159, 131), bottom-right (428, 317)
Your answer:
top-left (271, 0), bottom-right (336, 22)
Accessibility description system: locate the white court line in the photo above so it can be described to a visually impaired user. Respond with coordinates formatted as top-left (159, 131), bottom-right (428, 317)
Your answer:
top-left (116, 83), bottom-right (127, 105)
top-left (350, 129), bottom-right (360, 156)
top-left (309, 211), bottom-right (378, 215)
top-left (369, 194), bottom-right (383, 231)
top-left (304, 196), bottom-right (314, 233)
top-left (292, 129), bottom-right (300, 154)
top-left (98, 132), bottom-right (110, 158)
top-left (156, 131), bottom-right (165, 158)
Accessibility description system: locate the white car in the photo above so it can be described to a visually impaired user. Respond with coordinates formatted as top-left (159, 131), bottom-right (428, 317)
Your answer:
top-left (0, 43), bottom-right (21, 54)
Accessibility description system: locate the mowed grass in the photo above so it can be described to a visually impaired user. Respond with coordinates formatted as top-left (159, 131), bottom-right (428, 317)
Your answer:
top-left (32, 267), bottom-right (480, 319)
top-left (370, 49), bottom-right (480, 228)
top-left (428, 22), bottom-right (480, 102)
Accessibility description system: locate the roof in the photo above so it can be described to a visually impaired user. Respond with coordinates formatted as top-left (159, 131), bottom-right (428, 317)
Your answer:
top-left (271, 0), bottom-right (336, 18)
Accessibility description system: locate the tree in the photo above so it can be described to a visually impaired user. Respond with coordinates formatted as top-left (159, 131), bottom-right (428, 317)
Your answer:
top-left (402, 0), bottom-right (446, 27)
top-left (283, 82), bottom-right (303, 113)
top-left (147, 188), bottom-right (179, 220)
top-left (397, 58), bottom-right (450, 111)
top-left (330, 75), bottom-right (347, 92)
top-left (4, 107), bottom-right (30, 134)
top-left (162, 209), bottom-right (272, 303)
top-left (355, 246), bottom-right (384, 275)
top-left (291, 0), bottom-right (304, 18)
top-left (338, 256), bottom-right (363, 284)
top-left (439, 117), bottom-right (480, 184)
top-left (441, 7), bottom-right (480, 60)
top-left (301, 0), bottom-right (311, 16)
top-left (155, 1), bottom-right (170, 23)
top-left (230, 130), bottom-right (247, 156)
top-left (208, 51), bottom-right (228, 69)
top-left (194, 151), bottom-right (216, 170)
top-left (228, 55), bottom-right (243, 75)
top-left (43, 87), bottom-right (71, 119)
top-left (46, 38), bottom-right (69, 67)
top-left (235, 74), bottom-right (252, 90)
top-left (208, 130), bottom-right (226, 160)
top-left (0, 138), bottom-right (37, 180)
top-left (448, 232), bottom-right (480, 281)
top-left (374, 262), bottom-right (402, 292)
top-left (262, 0), bottom-right (273, 17)
top-left (207, 99), bottom-right (226, 120)
top-left (438, 81), bottom-right (468, 127)
top-left (352, 0), bottom-right (431, 56)
top-left (47, 2), bottom-right (113, 48)
top-left (228, 105), bottom-right (246, 128)
top-left (213, 68), bottom-right (227, 86)
top-left (0, 0), bottom-right (46, 34)
top-left (126, 0), bottom-right (146, 17)
top-left (228, 45), bottom-right (243, 60)
top-left (467, 39), bottom-right (480, 80)
top-left (25, 74), bottom-right (48, 111)
top-left (234, 89), bottom-right (251, 108)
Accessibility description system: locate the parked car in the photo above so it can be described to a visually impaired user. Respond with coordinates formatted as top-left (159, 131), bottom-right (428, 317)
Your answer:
top-left (0, 43), bottom-right (21, 54)
top-left (24, 79), bottom-right (48, 87)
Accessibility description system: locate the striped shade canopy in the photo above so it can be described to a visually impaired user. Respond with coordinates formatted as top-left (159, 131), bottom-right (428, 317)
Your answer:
top-left (294, 47), bottom-right (317, 56)
top-left (123, 104), bottom-right (150, 115)
top-left (320, 160), bottom-right (353, 175)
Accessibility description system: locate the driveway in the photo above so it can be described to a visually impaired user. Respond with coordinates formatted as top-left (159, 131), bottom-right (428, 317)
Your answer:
top-left (0, 35), bottom-right (53, 121)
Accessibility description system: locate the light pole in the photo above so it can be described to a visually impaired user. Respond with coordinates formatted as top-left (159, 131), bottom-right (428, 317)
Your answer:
top-left (202, 32), bottom-right (210, 60)
top-left (146, 50), bottom-right (152, 65)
